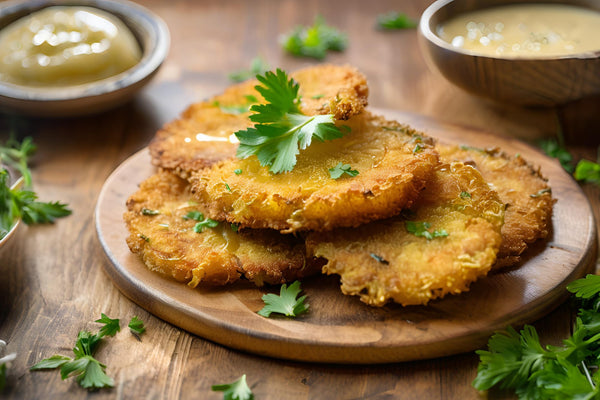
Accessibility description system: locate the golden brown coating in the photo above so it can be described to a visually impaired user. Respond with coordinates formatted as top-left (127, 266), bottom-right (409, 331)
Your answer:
top-left (149, 64), bottom-right (369, 177)
top-left (438, 144), bottom-right (554, 269)
top-left (306, 163), bottom-right (505, 307)
top-left (188, 112), bottom-right (439, 233)
top-left (124, 171), bottom-right (317, 287)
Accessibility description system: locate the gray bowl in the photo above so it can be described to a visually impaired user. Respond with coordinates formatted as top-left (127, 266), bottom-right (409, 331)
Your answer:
top-left (0, 0), bottom-right (170, 117)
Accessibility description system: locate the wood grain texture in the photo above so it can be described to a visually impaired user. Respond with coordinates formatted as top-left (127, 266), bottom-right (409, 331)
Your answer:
top-left (1, 0), bottom-right (599, 398)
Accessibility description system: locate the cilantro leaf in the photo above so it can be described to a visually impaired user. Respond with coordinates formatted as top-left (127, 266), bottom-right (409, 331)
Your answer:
top-left (329, 162), bottom-right (359, 179)
top-left (405, 221), bottom-right (448, 240)
top-left (212, 374), bottom-right (254, 400)
top-left (376, 12), bottom-right (417, 30)
top-left (257, 281), bottom-right (309, 318)
top-left (281, 16), bottom-right (347, 59)
top-left (183, 211), bottom-right (204, 221)
top-left (193, 219), bottom-right (219, 233)
top-left (228, 57), bottom-right (270, 83)
top-left (60, 356), bottom-right (113, 390)
top-left (235, 69), bottom-right (348, 174)
top-left (128, 316), bottom-right (146, 336)
top-left (567, 274), bottom-right (600, 300)
top-left (460, 191), bottom-right (471, 199)
top-left (95, 314), bottom-right (120, 338)
top-left (0, 136), bottom-right (35, 187)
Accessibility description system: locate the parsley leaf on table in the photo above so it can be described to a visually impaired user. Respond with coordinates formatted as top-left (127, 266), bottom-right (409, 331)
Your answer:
top-left (95, 314), bottom-right (120, 338)
top-left (257, 281), bottom-right (309, 318)
top-left (30, 314), bottom-right (124, 390)
top-left (281, 16), bottom-right (347, 60)
top-left (212, 374), bottom-right (254, 400)
top-left (235, 69), bottom-right (348, 174)
top-left (128, 316), bottom-right (146, 336)
top-left (539, 138), bottom-right (574, 173)
top-left (574, 159), bottom-right (600, 185)
top-left (228, 57), bottom-right (270, 83)
top-left (405, 221), bottom-right (448, 240)
top-left (473, 274), bottom-right (600, 398)
top-left (376, 12), bottom-right (417, 30)
top-left (329, 162), bottom-right (359, 179)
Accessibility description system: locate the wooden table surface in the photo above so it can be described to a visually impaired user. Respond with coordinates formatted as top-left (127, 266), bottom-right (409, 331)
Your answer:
top-left (1, 1), bottom-right (599, 399)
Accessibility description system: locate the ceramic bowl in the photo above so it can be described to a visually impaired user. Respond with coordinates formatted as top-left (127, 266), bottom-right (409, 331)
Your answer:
top-left (418, 0), bottom-right (600, 107)
top-left (0, 0), bottom-right (170, 117)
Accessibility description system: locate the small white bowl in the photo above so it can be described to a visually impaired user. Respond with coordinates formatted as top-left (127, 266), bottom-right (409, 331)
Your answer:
top-left (0, 0), bottom-right (170, 117)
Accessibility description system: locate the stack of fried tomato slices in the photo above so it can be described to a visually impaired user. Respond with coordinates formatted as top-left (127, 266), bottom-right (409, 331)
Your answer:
top-left (124, 64), bottom-right (554, 307)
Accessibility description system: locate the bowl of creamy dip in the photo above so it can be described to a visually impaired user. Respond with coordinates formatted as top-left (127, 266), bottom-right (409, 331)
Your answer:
top-left (418, 0), bottom-right (600, 107)
top-left (0, 0), bottom-right (169, 117)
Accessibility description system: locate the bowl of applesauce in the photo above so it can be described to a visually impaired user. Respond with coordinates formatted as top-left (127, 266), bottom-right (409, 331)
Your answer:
top-left (0, 0), bottom-right (169, 117)
top-left (418, 0), bottom-right (600, 107)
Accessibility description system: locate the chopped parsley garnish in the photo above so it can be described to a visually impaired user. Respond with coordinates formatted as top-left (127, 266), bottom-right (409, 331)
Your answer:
top-left (184, 211), bottom-right (219, 233)
top-left (257, 281), bottom-right (309, 318)
top-left (141, 208), bottom-right (160, 216)
top-left (235, 69), bottom-right (348, 174)
top-left (370, 253), bottom-right (389, 265)
top-left (30, 314), bottom-right (123, 390)
top-left (460, 191), bottom-right (471, 199)
top-left (413, 143), bottom-right (423, 153)
top-left (212, 374), bottom-right (254, 400)
top-left (311, 94), bottom-right (325, 99)
top-left (473, 274), bottom-right (600, 398)
top-left (376, 12), bottom-right (417, 30)
top-left (231, 224), bottom-right (239, 232)
top-left (329, 162), bottom-right (359, 179)
top-left (530, 188), bottom-right (551, 198)
top-left (228, 57), bottom-right (270, 83)
top-left (281, 16), bottom-right (347, 59)
top-left (405, 221), bottom-right (448, 240)
top-left (139, 234), bottom-right (150, 242)
top-left (225, 183), bottom-right (232, 192)
top-left (234, 169), bottom-right (243, 175)
top-left (128, 316), bottom-right (146, 338)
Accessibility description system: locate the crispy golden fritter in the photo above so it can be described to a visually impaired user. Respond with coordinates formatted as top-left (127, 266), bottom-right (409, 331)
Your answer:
top-left (149, 64), bottom-right (369, 178)
top-left (305, 163), bottom-right (505, 307)
top-left (438, 144), bottom-right (554, 268)
top-left (124, 171), bottom-right (318, 287)
top-left (188, 112), bottom-right (439, 233)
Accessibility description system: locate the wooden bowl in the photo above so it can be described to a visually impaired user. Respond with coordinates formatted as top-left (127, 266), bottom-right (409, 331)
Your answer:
top-left (0, 0), bottom-right (170, 117)
top-left (418, 0), bottom-right (600, 107)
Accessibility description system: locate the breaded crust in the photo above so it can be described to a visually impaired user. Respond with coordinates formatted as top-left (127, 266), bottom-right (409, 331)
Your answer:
top-left (438, 144), bottom-right (554, 268)
top-left (149, 64), bottom-right (369, 178)
top-left (124, 171), bottom-right (318, 287)
top-left (306, 163), bottom-right (505, 307)
top-left (188, 112), bottom-right (439, 233)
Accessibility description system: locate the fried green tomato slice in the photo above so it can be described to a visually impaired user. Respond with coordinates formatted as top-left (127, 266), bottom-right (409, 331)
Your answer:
top-left (188, 112), bottom-right (439, 233)
top-left (149, 64), bottom-right (369, 178)
top-left (305, 162), bottom-right (505, 307)
top-left (124, 171), bottom-right (317, 287)
top-left (438, 144), bottom-right (554, 269)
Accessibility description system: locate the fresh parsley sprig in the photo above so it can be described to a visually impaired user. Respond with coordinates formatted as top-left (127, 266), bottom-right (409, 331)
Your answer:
top-left (30, 314), bottom-right (122, 390)
top-left (473, 274), bottom-right (600, 398)
top-left (212, 374), bottom-right (254, 400)
top-left (257, 281), bottom-right (309, 318)
top-left (405, 221), bottom-right (448, 240)
top-left (235, 69), bottom-right (348, 174)
top-left (281, 16), bottom-right (347, 60)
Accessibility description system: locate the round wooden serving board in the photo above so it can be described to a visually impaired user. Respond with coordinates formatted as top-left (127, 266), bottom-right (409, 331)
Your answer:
top-left (95, 109), bottom-right (597, 364)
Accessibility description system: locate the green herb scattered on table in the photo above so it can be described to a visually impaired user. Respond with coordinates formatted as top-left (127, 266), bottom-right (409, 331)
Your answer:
top-left (30, 314), bottom-right (122, 390)
top-left (281, 16), bottom-right (347, 60)
top-left (235, 69), bottom-right (349, 174)
top-left (128, 316), bottom-right (146, 338)
top-left (212, 374), bottom-right (254, 400)
top-left (228, 57), bottom-right (270, 83)
top-left (329, 162), bottom-right (359, 179)
top-left (473, 274), bottom-right (600, 399)
top-left (257, 281), bottom-right (309, 318)
top-left (376, 12), bottom-right (417, 30)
